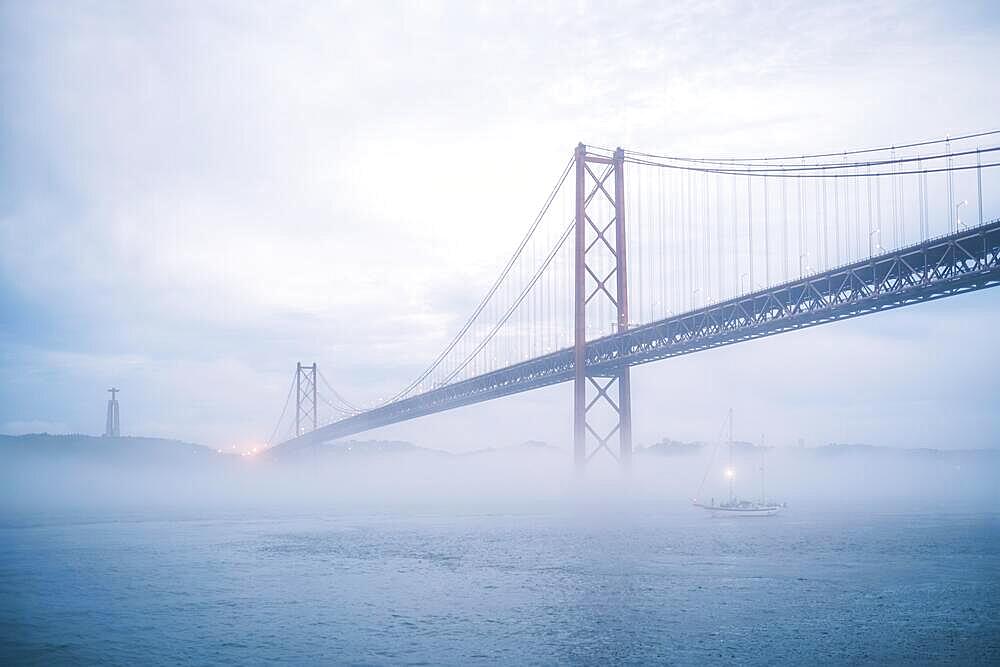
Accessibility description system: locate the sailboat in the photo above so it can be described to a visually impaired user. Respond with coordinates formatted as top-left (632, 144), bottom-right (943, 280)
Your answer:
top-left (693, 409), bottom-right (783, 517)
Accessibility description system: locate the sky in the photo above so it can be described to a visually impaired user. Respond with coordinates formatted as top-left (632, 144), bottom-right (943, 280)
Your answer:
top-left (2, 0), bottom-right (1000, 451)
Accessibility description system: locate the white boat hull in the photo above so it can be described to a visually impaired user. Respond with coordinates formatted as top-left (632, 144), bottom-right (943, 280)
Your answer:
top-left (694, 502), bottom-right (781, 517)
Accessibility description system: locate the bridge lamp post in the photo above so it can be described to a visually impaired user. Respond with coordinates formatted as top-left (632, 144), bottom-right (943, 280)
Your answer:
top-left (869, 229), bottom-right (882, 256)
top-left (956, 200), bottom-right (968, 230)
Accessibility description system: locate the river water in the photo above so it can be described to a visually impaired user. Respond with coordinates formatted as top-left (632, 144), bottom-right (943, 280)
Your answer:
top-left (1, 506), bottom-right (997, 664)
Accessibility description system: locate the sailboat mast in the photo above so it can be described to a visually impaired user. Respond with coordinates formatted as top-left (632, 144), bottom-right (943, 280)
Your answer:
top-left (760, 434), bottom-right (766, 504)
top-left (728, 408), bottom-right (734, 502)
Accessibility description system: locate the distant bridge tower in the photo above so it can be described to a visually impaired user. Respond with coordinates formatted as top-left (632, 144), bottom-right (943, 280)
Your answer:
top-left (574, 144), bottom-right (632, 471)
top-left (103, 387), bottom-right (120, 437)
top-left (295, 363), bottom-right (318, 436)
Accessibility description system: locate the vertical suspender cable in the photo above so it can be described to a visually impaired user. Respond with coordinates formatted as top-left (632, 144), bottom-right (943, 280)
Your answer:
top-left (703, 171), bottom-right (710, 305)
top-left (875, 173), bottom-right (882, 253)
top-left (798, 161), bottom-right (804, 275)
top-left (747, 175), bottom-right (753, 291)
top-left (763, 176), bottom-right (770, 287)
top-left (781, 176), bottom-right (788, 282)
top-left (733, 174), bottom-right (739, 295)
top-left (947, 137), bottom-right (954, 232)
top-left (715, 172), bottom-right (722, 302)
top-left (821, 178), bottom-right (828, 269)
top-left (855, 164), bottom-right (861, 258)
top-left (834, 158), bottom-right (840, 264)
top-left (978, 147), bottom-right (984, 226)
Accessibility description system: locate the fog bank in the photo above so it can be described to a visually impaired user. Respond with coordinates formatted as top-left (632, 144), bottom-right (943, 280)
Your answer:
top-left (1, 435), bottom-right (997, 519)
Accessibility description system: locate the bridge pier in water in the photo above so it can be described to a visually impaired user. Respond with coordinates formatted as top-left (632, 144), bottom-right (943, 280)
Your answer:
top-left (574, 144), bottom-right (633, 472)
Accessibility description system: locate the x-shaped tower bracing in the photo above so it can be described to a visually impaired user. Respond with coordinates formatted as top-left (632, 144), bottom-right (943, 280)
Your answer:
top-left (574, 144), bottom-right (632, 470)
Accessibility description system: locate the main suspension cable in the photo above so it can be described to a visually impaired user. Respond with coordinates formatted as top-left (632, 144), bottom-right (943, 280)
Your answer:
top-left (624, 155), bottom-right (1000, 178)
top-left (621, 144), bottom-right (1000, 174)
top-left (616, 129), bottom-right (1000, 164)
top-left (265, 374), bottom-right (296, 447)
top-left (440, 217), bottom-right (576, 386)
top-left (317, 368), bottom-right (362, 413)
top-left (385, 154), bottom-right (575, 403)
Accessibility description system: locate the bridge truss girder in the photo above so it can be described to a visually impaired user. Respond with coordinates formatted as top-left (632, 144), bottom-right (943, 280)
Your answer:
top-left (586, 222), bottom-right (1000, 373)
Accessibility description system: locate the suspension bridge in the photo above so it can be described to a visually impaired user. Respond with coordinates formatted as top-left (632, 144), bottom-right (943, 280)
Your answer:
top-left (266, 131), bottom-right (1000, 469)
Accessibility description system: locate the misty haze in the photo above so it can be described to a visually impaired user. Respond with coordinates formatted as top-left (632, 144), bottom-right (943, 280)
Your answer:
top-left (2, 2), bottom-right (999, 665)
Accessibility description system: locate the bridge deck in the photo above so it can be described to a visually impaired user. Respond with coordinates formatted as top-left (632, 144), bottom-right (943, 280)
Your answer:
top-left (271, 219), bottom-right (1000, 453)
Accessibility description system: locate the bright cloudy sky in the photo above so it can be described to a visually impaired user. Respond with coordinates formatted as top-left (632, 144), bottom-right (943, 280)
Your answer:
top-left (2, 0), bottom-right (999, 451)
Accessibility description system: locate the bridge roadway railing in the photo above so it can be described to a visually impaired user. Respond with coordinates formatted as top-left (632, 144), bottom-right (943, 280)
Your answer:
top-left (273, 219), bottom-right (1000, 452)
